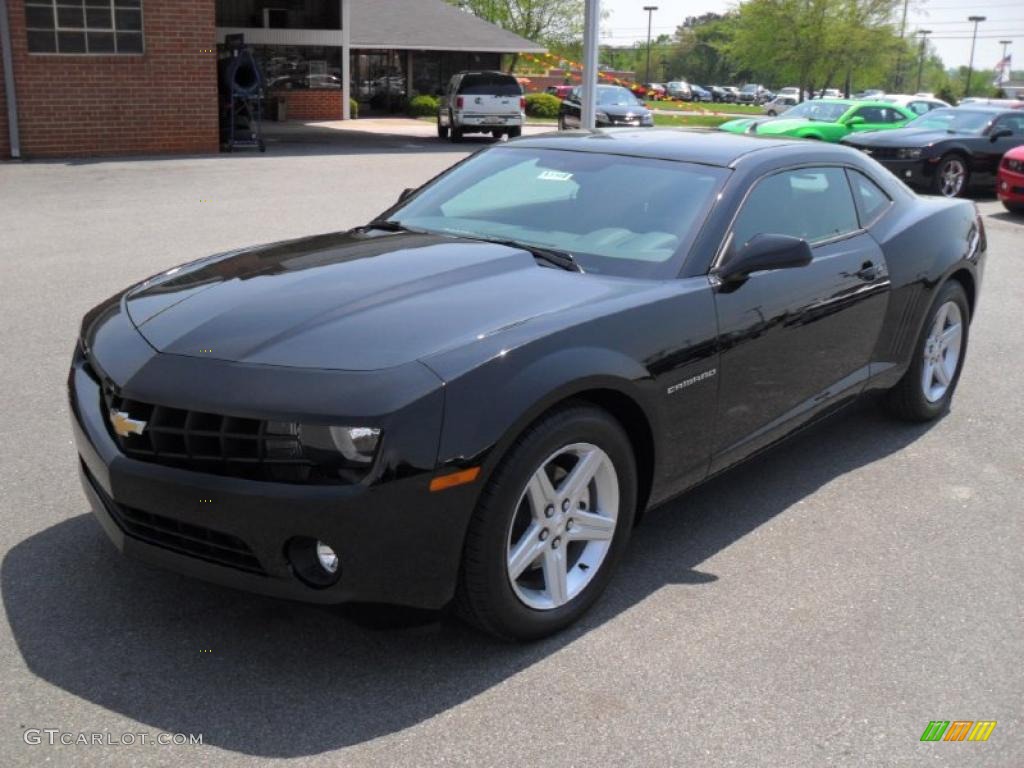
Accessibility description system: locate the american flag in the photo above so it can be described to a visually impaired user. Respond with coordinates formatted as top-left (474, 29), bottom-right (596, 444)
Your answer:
top-left (993, 53), bottom-right (1012, 86)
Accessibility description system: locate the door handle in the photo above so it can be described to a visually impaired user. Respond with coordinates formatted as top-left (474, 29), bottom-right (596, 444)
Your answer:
top-left (856, 261), bottom-right (881, 281)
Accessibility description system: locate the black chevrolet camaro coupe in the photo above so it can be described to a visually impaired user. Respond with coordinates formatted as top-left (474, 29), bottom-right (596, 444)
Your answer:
top-left (842, 107), bottom-right (1024, 197)
top-left (71, 131), bottom-right (985, 640)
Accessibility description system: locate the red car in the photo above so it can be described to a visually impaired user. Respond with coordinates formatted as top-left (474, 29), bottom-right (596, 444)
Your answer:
top-left (998, 145), bottom-right (1024, 214)
top-left (544, 85), bottom-right (575, 100)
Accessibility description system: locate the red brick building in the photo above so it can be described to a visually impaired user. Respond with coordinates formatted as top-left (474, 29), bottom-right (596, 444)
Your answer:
top-left (0, 0), bottom-right (542, 159)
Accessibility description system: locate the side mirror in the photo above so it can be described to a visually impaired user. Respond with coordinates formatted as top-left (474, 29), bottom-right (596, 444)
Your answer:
top-left (397, 187), bottom-right (416, 204)
top-left (990, 128), bottom-right (1013, 141)
top-left (846, 116), bottom-right (866, 126)
top-left (717, 234), bottom-right (813, 284)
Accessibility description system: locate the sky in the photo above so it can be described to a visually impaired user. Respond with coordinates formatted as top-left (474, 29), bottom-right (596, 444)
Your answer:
top-left (599, 0), bottom-right (1024, 74)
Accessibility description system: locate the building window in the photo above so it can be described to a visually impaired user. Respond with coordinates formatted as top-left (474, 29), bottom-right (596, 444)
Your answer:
top-left (25, 0), bottom-right (144, 55)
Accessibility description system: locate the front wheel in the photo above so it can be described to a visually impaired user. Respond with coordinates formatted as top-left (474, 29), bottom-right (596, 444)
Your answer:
top-left (455, 404), bottom-right (637, 640)
top-left (933, 155), bottom-right (969, 198)
top-left (884, 280), bottom-right (970, 422)
top-left (1002, 200), bottom-right (1024, 214)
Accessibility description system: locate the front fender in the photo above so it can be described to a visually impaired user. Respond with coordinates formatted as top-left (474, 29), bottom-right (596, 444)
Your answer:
top-left (435, 343), bottom-right (657, 480)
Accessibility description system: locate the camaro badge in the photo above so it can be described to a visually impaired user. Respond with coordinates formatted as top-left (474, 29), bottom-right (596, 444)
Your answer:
top-left (667, 369), bottom-right (717, 395)
top-left (109, 409), bottom-right (147, 438)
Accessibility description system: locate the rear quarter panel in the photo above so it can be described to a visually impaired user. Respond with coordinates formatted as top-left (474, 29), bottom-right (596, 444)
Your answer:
top-left (866, 194), bottom-right (983, 388)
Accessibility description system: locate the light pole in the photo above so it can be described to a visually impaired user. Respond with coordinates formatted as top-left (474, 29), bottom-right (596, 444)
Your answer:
top-left (965, 15), bottom-right (986, 98)
top-left (581, 0), bottom-right (600, 129)
top-left (643, 5), bottom-right (658, 85)
top-left (915, 29), bottom-right (932, 93)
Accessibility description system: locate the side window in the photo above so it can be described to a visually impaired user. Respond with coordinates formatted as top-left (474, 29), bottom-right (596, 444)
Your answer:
top-left (731, 168), bottom-right (860, 252)
top-left (908, 101), bottom-right (931, 116)
top-left (853, 107), bottom-right (884, 123)
top-left (992, 116), bottom-right (1024, 135)
top-left (846, 170), bottom-right (892, 226)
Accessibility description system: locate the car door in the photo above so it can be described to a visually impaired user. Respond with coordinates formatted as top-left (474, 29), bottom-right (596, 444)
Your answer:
top-left (709, 166), bottom-right (891, 473)
top-left (974, 114), bottom-right (1024, 181)
top-left (561, 87), bottom-right (582, 127)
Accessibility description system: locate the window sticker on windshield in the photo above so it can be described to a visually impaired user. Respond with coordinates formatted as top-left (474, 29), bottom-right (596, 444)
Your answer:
top-left (538, 170), bottom-right (573, 182)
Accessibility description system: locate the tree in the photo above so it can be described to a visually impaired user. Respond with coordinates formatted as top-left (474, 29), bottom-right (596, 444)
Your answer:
top-left (449, 0), bottom-right (585, 45)
top-left (727, 0), bottom-right (903, 98)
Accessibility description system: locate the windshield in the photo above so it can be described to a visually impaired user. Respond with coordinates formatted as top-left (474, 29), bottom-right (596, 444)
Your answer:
top-left (386, 147), bottom-right (727, 278)
top-left (783, 101), bottom-right (849, 121)
top-left (906, 108), bottom-right (992, 134)
top-left (597, 86), bottom-right (642, 106)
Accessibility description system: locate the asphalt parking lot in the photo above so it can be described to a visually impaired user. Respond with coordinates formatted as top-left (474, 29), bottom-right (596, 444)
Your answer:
top-left (1, 133), bottom-right (1022, 768)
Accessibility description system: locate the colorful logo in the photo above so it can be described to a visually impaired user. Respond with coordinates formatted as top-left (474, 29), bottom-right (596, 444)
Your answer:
top-left (920, 721), bottom-right (997, 742)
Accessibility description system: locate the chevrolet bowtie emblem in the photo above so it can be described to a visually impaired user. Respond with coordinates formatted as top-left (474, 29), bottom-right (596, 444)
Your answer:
top-left (109, 409), bottom-right (147, 438)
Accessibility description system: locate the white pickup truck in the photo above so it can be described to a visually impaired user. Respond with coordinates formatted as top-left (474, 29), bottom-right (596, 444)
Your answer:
top-left (438, 71), bottom-right (525, 142)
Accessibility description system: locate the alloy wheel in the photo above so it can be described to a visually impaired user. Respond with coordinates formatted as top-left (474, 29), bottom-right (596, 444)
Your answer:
top-left (921, 300), bottom-right (963, 402)
top-left (506, 443), bottom-right (619, 610)
top-left (939, 158), bottom-right (966, 197)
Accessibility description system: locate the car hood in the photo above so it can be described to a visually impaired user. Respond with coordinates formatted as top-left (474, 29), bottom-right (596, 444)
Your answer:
top-left (842, 129), bottom-right (965, 148)
top-left (124, 230), bottom-right (646, 372)
top-left (752, 118), bottom-right (826, 134)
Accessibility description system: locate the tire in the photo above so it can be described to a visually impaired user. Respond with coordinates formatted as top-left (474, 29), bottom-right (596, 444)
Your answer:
top-left (508, 126), bottom-right (522, 139)
top-left (450, 126), bottom-right (464, 143)
top-left (492, 129), bottom-right (503, 139)
top-left (455, 404), bottom-right (638, 641)
top-left (1002, 200), bottom-right (1024, 214)
top-left (437, 118), bottom-right (449, 139)
top-left (932, 154), bottom-right (969, 198)
top-left (558, 115), bottom-right (567, 131)
top-left (884, 280), bottom-right (970, 422)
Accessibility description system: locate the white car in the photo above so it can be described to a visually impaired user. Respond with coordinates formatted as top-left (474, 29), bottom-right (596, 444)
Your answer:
top-left (438, 71), bottom-right (525, 142)
top-left (763, 95), bottom-right (798, 116)
top-left (880, 94), bottom-right (951, 116)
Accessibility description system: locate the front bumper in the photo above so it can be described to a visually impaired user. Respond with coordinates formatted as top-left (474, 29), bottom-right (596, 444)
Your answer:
top-left (868, 157), bottom-right (934, 188)
top-left (69, 309), bottom-right (476, 610)
top-left (997, 168), bottom-right (1024, 204)
top-left (456, 113), bottom-right (523, 128)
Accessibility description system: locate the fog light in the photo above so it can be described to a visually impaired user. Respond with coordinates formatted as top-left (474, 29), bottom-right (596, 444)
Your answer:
top-left (317, 541), bottom-right (339, 574)
top-left (287, 536), bottom-right (341, 588)
top-left (904, 170), bottom-right (912, 178)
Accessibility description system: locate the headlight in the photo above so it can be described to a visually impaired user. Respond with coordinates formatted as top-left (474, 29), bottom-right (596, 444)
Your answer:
top-left (641, 114), bottom-right (654, 124)
top-left (897, 148), bottom-right (923, 160)
top-left (595, 111), bottom-right (609, 123)
top-left (1006, 158), bottom-right (1024, 172)
top-left (266, 421), bottom-right (381, 477)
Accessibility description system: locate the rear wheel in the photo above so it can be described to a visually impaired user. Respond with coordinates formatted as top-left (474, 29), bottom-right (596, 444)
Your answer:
top-left (450, 126), bottom-right (464, 143)
top-left (884, 280), bottom-right (970, 422)
top-left (558, 115), bottom-right (567, 130)
top-left (508, 126), bottom-right (522, 139)
top-left (933, 155), bottom-right (969, 198)
top-left (455, 404), bottom-right (637, 640)
top-left (437, 117), bottom-right (449, 139)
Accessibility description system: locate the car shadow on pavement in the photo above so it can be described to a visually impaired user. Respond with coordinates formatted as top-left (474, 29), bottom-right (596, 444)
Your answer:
top-left (2, 396), bottom-right (933, 758)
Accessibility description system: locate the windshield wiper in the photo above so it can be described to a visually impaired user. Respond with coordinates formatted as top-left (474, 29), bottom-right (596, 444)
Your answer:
top-left (463, 235), bottom-right (583, 272)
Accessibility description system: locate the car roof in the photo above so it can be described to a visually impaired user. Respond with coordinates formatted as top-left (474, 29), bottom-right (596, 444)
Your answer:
top-left (509, 128), bottom-right (856, 168)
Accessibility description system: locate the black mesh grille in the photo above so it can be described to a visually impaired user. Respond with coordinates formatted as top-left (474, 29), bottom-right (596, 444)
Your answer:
top-left (82, 461), bottom-right (265, 575)
top-left (102, 390), bottom-right (318, 483)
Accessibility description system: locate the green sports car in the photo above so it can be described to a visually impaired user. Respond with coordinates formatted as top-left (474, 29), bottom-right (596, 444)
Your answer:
top-left (719, 100), bottom-right (917, 142)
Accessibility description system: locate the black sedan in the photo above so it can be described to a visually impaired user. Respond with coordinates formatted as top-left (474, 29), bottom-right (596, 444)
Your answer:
top-left (842, 107), bottom-right (1024, 197)
top-left (558, 85), bottom-right (654, 129)
top-left (72, 131), bottom-right (985, 640)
